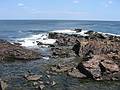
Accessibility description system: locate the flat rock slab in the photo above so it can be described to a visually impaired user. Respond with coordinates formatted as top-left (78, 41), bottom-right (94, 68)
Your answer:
top-left (50, 64), bottom-right (74, 73)
top-left (24, 75), bottom-right (42, 81)
top-left (67, 68), bottom-right (86, 78)
top-left (0, 40), bottom-right (41, 61)
top-left (101, 60), bottom-right (119, 72)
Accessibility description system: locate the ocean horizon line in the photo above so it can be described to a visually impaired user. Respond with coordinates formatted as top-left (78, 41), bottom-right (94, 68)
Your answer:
top-left (0, 19), bottom-right (120, 22)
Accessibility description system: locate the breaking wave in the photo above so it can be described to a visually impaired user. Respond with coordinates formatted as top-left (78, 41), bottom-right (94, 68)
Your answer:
top-left (16, 29), bottom-right (120, 48)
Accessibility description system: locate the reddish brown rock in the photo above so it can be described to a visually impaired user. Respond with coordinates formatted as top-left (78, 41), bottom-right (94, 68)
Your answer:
top-left (67, 68), bottom-right (86, 78)
top-left (24, 74), bottom-right (42, 81)
top-left (100, 60), bottom-right (119, 73)
top-left (79, 55), bottom-right (120, 80)
top-left (0, 39), bottom-right (41, 61)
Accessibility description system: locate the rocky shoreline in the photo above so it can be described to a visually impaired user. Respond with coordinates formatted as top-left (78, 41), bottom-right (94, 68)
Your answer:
top-left (0, 29), bottom-right (120, 89)
top-left (47, 30), bottom-right (120, 81)
top-left (0, 39), bottom-right (41, 61)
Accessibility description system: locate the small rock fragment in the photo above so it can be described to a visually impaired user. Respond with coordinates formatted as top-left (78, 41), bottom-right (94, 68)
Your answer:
top-left (38, 85), bottom-right (45, 90)
top-left (51, 81), bottom-right (56, 86)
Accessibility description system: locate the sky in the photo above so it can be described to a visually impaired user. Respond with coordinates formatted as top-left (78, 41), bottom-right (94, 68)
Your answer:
top-left (0, 0), bottom-right (120, 21)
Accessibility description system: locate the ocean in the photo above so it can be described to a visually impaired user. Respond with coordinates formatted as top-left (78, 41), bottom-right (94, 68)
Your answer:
top-left (0, 20), bottom-right (120, 48)
top-left (0, 20), bottom-right (120, 40)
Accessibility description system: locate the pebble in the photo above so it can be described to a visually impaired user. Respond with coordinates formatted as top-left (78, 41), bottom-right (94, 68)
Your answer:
top-left (38, 85), bottom-right (45, 90)
top-left (52, 81), bottom-right (56, 86)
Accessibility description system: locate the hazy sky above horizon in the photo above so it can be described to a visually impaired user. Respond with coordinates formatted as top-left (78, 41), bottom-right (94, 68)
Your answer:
top-left (0, 0), bottom-right (119, 20)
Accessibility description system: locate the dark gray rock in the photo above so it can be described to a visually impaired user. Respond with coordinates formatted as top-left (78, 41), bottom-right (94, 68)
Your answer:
top-left (77, 63), bottom-right (94, 79)
top-left (74, 29), bottom-right (82, 32)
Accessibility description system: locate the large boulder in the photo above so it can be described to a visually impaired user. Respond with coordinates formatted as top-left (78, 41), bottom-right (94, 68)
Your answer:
top-left (82, 55), bottom-right (104, 79)
top-left (77, 55), bottom-right (120, 80)
top-left (100, 59), bottom-right (119, 73)
top-left (85, 31), bottom-right (106, 39)
top-left (74, 29), bottom-right (82, 32)
top-left (77, 62), bottom-right (94, 79)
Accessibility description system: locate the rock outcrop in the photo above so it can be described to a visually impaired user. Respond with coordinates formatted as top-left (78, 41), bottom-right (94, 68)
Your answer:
top-left (77, 55), bottom-right (120, 80)
top-left (48, 30), bottom-right (120, 80)
top-left (0, 39), bottom-right (41, 61)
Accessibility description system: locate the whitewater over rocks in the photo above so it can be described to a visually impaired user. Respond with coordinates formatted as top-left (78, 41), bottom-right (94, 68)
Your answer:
top-left (15, 29), bottom-right (120, 48)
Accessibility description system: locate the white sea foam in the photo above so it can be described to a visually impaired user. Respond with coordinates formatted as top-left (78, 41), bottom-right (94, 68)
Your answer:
top-left (96, 31), bottom-right (120, 37)
top-left (51, 29), bottom-right (89, 36)
top-left (17, 29), bottom-right (89, 48)
top-left (103, 32), bottom-right (120, 37)
top-left (42, 57), bottom-right (50, 60)
top-left (51, 29), bottom-right (76, 34)
top-left (51, 29), bottom-right (120, 38)
top-left (16, 33), bottom-right (56, 48)
top-left (16, 29), bottom-right (120, 48)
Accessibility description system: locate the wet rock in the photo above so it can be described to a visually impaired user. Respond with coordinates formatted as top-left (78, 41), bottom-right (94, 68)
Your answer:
top-left (48, 32), bottom-right (58, 39)
top-left (74, 29), bottom-right (82, 32)
top-left (46, 75), bottom-right (51, 78)
top-left (33, 82), bottom-right (39, 86)
top-left (51, 47), bottom-right (71, 58)
top-left (85, 31), bottom-right (106, 39)
top-left (24, 74), bottom-right (42, 81)
top-left (45, 81), bottom-right (50, 85)
top-left (79, 55), bottom-right (106, 79)
top-left (48, 30), bottom-right (120, 81)
top-left (83, 50), bottom-right (94, 61)
top-left (38, 85), bottom-right (45, 90)
top-left (44, 80), bottom-right (56, 86)
top-left (99, 62), bottom-right (106, 75)
top-left (80, 55), bottom-right (120, 80)
top-left (85, 30), bottom-right (94, 35)
top-left (50, 64), bottom-right (74, 73)
top-left (13, 42), bottom-right (22, 46)
top-left (67, 68), bottom-right (86, 78)
top-left (112, 72), bottom-right (120, 80)
top-left (36, 41), bottom-right (43, 45)
top-left (0, 39), bottom-right (41, 61)
top-left (0, 39), bottom-right (11, 44)
top-left (51, 81), bottom-right (56, 86)
top-left (38, 81), bottom-right (44, 84)
top-left (72, 40), bottom-right (81, 56)
top-left (49, 45), bottom-right (55, 47)
top-left (94, 32), bottom-right (106, 39)
top-left (46, 71), bottom-right (58, 75)
top-left (77, 63), bottom-right (94, 79)
top-left (48, 32), bottom-right (79, 46)
top-left (100, 60), bottom-right (119, 73)
top-left (0, 79), bottom-right (8, 90)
